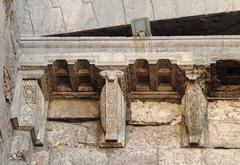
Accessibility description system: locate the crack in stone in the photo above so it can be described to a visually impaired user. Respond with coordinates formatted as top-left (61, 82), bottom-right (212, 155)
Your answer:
top-left (150, 0), bottom-right (156, 20)
top-left (25, 0), bottom-right (35, 35)
top-left (49, 0), bottom-right (67, 31)
top-left (82, 0), bottom-right (99, 27)
top-left (121, 0), bottom-right (127, 24)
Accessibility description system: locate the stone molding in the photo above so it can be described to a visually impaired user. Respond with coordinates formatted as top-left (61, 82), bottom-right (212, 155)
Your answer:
top-left (19, 36), bottom-right (240, 66)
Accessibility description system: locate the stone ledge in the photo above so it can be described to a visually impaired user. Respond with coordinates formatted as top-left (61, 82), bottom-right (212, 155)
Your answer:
top-left (19, 36), bottom-right (240, 66)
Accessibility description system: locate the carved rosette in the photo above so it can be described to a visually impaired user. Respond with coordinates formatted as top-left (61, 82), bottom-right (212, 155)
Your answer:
top-left (182, 81), bottom-right (207, 146)
top-left (100, 70), bottom-right (126, 147)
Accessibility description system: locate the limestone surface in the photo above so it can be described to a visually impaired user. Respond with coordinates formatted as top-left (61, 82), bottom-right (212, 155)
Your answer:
top-left (208, 100), bottom-right (240, 120)
top-left (158, 149), bottom-right (202, 165)
top-left (31, 151), bottom-right (49, 165)
top-left (208, 120), bottom-right (240, 148)
top-left (48, 99), bottom-right (100, 120)
top-left (130, 101), bottom-right (181, 125)
top-left (126, 125), bottom-right (181, 149)
top-left (47, 121), bottom-right (100, 148)
top-left (49, 148), bottom-right (108, 165)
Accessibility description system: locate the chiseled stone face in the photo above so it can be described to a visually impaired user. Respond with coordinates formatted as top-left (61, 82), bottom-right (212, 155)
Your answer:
top-left (10, 131), bottom-right (32, 162)
top-left (208, 101), bottom-right (240, 121)
top-left (208, 120), bottom-right (240, 148)
top-left (130, 101), bottom-right (181, 126)
top-left (49, 148), bottom-right (108, 165)
top-left (207, 101), bottom-right (240, 148)
top-left (48, 99), bottom-right (100, 120)
top-left (108, 148), bottom-right (158, 165)
top-left (126, 125), bottom-right (181, 149)
top-left (31, 151), bottom-right (49, 165)
top-left (202, 149), bottom-right (240, 165)
top-left (158, 149), bottom-right (240, 165)
top-left (47, 121), bottom-right (100, 148)
top-left (158, 149), bottom-right (202, 165)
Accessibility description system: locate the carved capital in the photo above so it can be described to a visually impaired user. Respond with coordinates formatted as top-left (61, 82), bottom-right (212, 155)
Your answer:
top-left (100, 70), bottom-right (124, 81)
top-left (100, 70), bottom-right (126, 147)
top-left (183, 65), bottom-right (206, 81)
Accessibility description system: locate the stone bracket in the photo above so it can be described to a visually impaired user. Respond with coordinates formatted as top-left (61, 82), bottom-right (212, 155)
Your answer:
top-left (99, 70), bottom-right (126, 148)
top-left (10, 70), bottom-right (48, 146)
top-left (182, 80), bottom-right (207, 146)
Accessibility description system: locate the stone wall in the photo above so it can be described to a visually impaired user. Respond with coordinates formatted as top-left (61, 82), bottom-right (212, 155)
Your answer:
top-left (1, 1), bottom-right (240, 164)
top-left (0, 0), bottom-right (18, 164)
top-left (14, 0), bottom-right (240, 36)
top-left (46, 99), bottom-right (240, 165)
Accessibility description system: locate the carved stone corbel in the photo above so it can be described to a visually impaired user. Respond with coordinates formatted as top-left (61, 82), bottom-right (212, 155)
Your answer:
top-left (11, 70), bottom-right (48, 146)
top-left (182, 66), bottom-right (208, 146)
top-left (99, 70), bottom-right (126, 148)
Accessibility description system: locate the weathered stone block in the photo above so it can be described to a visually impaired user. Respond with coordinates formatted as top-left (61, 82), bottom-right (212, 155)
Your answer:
top-left (0, 143), bottom-right (8, 165)
top-left (208, 120), bottom-right (240, 148)
top-left (130, 101), bottom-right (181, 125)
top-left (176, 0), bottom-right (206, 17)
top-left (108, 148), bottom-right (157, 165)
top-left (49, 148), bottom-right (108, 165)
top-left (158, 149), bottom-right (202, 165)
top-left (26, 0), bottom-right (66, 35)
top-left (48, 99), bottom-right (100, 120)
top-left (202, 149), bottom-right (240, 165)
top-left (126, 125), bottom-right (181, 149)
top-left (208, 100), bottom-right (240, 120)
top-left (31, 151), bottom-right (49, 165)
top-left (9, 131), bottom-right (32, 163)
top-left (8, 160), bottom-right (28, 165)
top-left (92, 0), bottom-right (126, 27)
top-left (47, 121), bottom-right (99, 148)
top-left (123, 0), bottom-right (154, 23)
top-left (152, 0), bottom-right (178, 19)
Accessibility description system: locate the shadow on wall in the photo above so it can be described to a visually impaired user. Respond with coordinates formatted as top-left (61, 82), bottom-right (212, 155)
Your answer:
top-left (46, 11), bottom-right (240, 37)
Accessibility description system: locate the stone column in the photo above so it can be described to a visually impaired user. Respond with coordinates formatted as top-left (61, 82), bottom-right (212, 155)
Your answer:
top-left (182, 66), bottom-right (208, 146)
top-left (99, 70), bottom-right (126, 148)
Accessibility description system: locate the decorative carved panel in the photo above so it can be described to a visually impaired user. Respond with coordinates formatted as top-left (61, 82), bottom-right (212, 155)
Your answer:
top-left (182, 81), bottom-right (207, 146)
top-left (11, 70), bottom-right (48, 146)
top-left (99, 70), bottom-right (126, 147)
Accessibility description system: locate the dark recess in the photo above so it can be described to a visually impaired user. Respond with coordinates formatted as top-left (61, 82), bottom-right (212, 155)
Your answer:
top-left (46, 11), bottom-right (240, 37)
